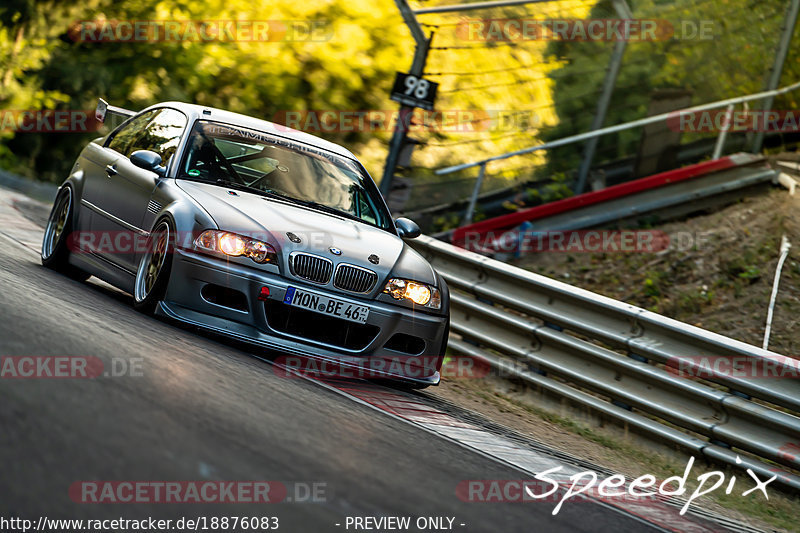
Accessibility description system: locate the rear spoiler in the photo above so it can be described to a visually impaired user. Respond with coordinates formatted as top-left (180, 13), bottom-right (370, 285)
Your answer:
top-left (95, 98), bottom-right (135, 123)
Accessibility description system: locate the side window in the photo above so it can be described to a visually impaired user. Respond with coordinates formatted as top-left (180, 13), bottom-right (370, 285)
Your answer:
top-left (107, 110), bottom-right (159, 157)
top-left (127, 109), bottom-right (187, 167)
top-left (356, 190), bottom-right (378, 225)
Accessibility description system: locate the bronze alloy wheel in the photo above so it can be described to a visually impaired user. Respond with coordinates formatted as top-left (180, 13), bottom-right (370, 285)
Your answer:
top-left (134, 220), bottom-right (173, 312)
top-left (42, 188), bottom-right (71, 260)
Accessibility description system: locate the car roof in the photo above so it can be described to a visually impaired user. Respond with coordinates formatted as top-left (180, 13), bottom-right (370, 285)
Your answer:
top-left (144, 101), bottom-right (359, 162)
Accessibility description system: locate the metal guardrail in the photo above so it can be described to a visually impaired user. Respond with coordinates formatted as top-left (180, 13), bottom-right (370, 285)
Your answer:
top-left (438, 79), bottom-right (800, 224)
top-left (441, 154), bottom-right (777, 246)
top-left (410, 235), bottom-right (800, 492)
top-left (437, 79), bottom-right (800, 176)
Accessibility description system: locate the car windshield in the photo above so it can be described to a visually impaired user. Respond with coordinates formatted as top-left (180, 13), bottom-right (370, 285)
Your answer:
top-left (178, 120), bottom-right (392, 230)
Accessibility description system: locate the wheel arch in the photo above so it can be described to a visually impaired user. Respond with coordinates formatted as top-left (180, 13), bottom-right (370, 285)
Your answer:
top-left (58, 170), bottom-right (84, 230)
top-left (148, 188), bottom-right (217, 245)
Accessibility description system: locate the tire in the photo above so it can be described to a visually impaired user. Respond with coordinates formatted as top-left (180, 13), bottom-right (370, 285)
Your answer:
top-left (41, 186), bottom-right (90, 281)
top-left (438, 317), bottom-right (450, 359)
top-left (133, 218), bottom-right (175, 314)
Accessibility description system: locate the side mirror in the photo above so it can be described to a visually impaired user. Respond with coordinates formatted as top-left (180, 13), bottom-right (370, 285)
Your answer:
top-left (395, 217), bottom-right (421, 239)
top-left (130, 150), bottom-right (165, 177)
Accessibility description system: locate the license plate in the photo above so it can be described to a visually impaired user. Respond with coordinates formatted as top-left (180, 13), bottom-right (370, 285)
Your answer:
top-left (284, 287), bottom-right (370, 324)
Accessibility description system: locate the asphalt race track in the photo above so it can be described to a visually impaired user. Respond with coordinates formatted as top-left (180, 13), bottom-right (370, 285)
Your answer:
top-left (0, 186), bottom-right (734, 533)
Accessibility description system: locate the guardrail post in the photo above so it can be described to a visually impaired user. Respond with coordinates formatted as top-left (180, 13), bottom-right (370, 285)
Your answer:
top-left (434, 80), bottom-right (800, 179)
top-left (710, 439), bottom-right (732, 449)
top-left (380, 0), bottom-right (432, 197)
top-left (514, 221), bottom-right (533, 258)
top-left (752, 0), bottom-right (800, 154)
top-left (463, 162), bottom-right (487, 225)
top-left (711, 104), bottom-right (735, 159)
top-left (628, 353), bottom-right (648, 363)
top-left (574, 0), bottom-right (631, 195)
top-left (527, 363), bottom-right (547, 376)
top-left (411, 236), bottom-right (800, 491)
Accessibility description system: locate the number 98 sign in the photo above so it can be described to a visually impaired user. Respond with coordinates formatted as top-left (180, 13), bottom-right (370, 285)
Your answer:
top-left (390, 72), bottom-right (438, 111)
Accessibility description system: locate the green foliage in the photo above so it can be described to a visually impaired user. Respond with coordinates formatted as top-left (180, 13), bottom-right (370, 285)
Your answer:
top-left (675, 288), bottom-right (713, 315)
top-left (737, 265), bottom-right (762, 281)
top-left (1, 0), bottom-right (795, 207)
top-left (642, 268), bottom-right (671, 299)
top-left (539, 171), bottom-right (572, 202)
top-left (432, 212), bottom-right (460, 233)
top-left (0, 0), bottom-right (409, 181)
top-left (542, 0), bottom-right (798, 176)
top-left (722, 246), bottom-right (764, 285)
top-left (0, 0), bottom-right (596, 190)
top-left (643, 276), bottom-right (660, 297)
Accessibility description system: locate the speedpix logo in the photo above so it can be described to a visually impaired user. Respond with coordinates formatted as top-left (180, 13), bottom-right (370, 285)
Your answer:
top-left (458, 456), bottom-right (775, 516)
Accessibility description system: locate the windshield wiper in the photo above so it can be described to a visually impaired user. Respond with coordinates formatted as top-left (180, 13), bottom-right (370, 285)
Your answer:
top-left (182, 175), bottom-right (288, 202)
top-left (187, 175), bottom-right (367, 224)
top-left (214, 179), bottom-right (265, 195)
top-left (254, 189), bottom-right (361, 221)
top-left (266, 193), bottom-right (363, 222)
top-left (299, 200), bottom-right (364, 223)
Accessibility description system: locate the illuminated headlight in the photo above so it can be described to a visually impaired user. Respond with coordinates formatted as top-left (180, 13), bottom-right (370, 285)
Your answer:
top-left (383, 278), bottom-right (441, 309)
top-left (194, 230), bottom-right (277, 264)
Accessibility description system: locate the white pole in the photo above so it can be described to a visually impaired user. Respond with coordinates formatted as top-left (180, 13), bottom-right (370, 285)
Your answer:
top-left (763, 235), bottom-right (792, 350)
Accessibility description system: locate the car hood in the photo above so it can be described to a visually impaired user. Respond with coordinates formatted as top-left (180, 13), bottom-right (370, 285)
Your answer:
top-left (176, 180), bottom-right (436, 287)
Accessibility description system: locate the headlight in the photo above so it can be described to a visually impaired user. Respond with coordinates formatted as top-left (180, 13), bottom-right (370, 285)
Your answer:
top-left (194, 230), bottom-right (277, 264)
top-left (383, 278), bottom-right (441, 309)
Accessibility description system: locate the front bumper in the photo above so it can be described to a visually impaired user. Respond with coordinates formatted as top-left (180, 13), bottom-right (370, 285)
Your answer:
top-left (157, 248), bottom-right (449, 386)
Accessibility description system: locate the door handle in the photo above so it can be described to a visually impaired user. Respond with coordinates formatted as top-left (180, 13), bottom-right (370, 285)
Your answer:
top-left (105, 164), bottom-right (118, 177)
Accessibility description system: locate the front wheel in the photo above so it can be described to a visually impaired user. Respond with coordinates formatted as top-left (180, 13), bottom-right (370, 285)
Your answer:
top-left (41, 187), bottom-right (90, 281)
top-left (133, 219), bottom-right (174, 314)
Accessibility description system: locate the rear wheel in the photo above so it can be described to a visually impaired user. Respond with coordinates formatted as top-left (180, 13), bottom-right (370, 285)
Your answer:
top-left (133, 219), bottom-right (174, 314)
top-left (41, 187), bottom-right (90, 281)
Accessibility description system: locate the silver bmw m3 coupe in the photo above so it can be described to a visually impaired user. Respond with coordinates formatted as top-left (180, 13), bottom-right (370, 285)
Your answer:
top-left (41, 100), bottom-right (450, 387)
